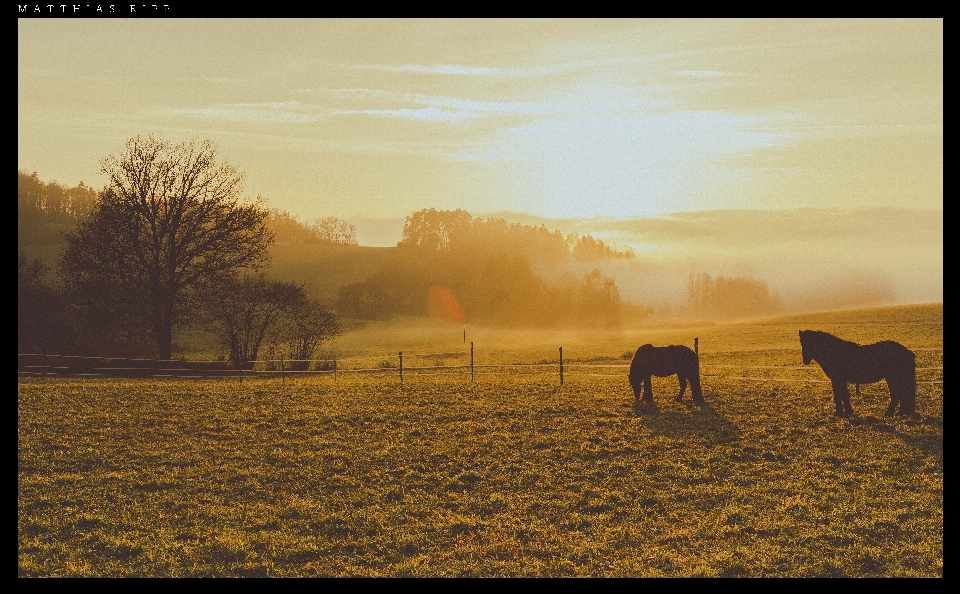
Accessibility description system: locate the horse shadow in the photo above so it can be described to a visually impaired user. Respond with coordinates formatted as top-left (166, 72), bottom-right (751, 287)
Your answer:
top-left (848, 414), bottom-right (943, 461)
top-left (630, 395), bottom-right (742, 447)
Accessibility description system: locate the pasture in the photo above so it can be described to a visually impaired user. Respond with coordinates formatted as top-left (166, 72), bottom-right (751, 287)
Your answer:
top-left (18, 304), bottom-right (943, 576)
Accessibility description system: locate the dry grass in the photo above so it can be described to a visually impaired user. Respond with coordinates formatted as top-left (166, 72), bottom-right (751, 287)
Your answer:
top-left (19, 304), bottom-right (942, 577)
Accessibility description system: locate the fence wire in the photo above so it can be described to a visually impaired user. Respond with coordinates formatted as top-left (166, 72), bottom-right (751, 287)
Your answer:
top-left (18, 347), bottom-right (942, 386)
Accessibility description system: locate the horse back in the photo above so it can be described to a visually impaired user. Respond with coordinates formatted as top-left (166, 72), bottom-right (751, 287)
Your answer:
top-left (835, 340), bottom-right (915, 383)
top-left (631, 344), bottom-right (698, 377)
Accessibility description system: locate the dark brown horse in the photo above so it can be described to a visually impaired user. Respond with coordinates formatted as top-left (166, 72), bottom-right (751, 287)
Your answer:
top-left (628, 344), bottom-right (703, 403)
top-left (799, 330), bottom-right (917, 417)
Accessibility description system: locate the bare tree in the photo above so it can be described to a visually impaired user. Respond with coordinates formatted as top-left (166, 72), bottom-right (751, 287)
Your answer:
top-left (311, 216), bottom-right (358, 245)
top-left (61, 136), bottom-right (273, 359)
top-left (204, 274), bottom-right (306, 364)
top-left (277, 300), bottom-right (343, 369)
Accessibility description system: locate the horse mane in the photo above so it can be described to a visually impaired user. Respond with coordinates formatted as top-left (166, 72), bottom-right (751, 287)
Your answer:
top-left (801, 330), bottom-right (857, 349)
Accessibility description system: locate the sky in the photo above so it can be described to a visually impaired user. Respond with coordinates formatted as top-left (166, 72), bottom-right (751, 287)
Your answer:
top-left (18, 18), bottom-right (942, 306)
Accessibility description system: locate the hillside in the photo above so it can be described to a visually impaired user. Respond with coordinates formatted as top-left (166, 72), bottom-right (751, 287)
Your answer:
top-left (266, 242), bottom-right (398, 306)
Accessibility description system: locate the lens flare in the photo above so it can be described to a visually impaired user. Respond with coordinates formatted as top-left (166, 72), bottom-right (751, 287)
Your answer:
top-left (427, 286), bottom-right (465, 326)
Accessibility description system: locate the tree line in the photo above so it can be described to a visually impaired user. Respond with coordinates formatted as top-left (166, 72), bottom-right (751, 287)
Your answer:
top-left (686, 272), bottom-right (783, 320)
top-left (18, 136), bottom-right (343, 363)
top-left (18, 170), bottom-right (99, 245)
top-left (267, 209), bottom-right (358, 246)
top-left (338, 208), bottom-right (649, 327)
top-left (396, 207), bottom-right (634, 262)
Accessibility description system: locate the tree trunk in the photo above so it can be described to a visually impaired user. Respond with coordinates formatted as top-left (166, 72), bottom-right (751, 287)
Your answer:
top-left (154, 302), bottom-right (174, 361)
top-left (155, 321), bottom-right (173, 360)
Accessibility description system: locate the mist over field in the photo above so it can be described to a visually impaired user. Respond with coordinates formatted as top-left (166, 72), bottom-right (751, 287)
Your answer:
top-left (345, 206), bottom-right (942, 319)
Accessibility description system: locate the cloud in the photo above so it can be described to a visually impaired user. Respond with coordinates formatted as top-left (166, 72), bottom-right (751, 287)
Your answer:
top-left (338, 53), bottom-right (689, 79)
top-left (478, 207), bottom-right (943, 249)
top-left (672, 70), bottom-right (732, 77)
top-left (299, 87), bottom-right (662, 120)
top-left (169, 102), bottom-right (321, 124)
top-left (358, 63), bottom-right (526, 76)
top-left (616, 207), bottom-right (944, 247)
top-left (182, 76), bottom-right (250, 84)
top-left (331, 107), bottom-right (479, 122)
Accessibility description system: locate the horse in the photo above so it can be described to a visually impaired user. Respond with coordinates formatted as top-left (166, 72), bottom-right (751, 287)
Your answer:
top-left (798, 330), bottom-right (917, 417)
top-left (628, 344), bottom-right (704, 404)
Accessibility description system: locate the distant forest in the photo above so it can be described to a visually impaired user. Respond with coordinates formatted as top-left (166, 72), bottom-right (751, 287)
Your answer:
top-left (686, 272), bottom-right (783, 320)
top-left (337, 207), bottom-right (646, 328)
top-left (19, 169), bottom-right (355, 249)
top-left (19, 167), bottom-right (784, 358)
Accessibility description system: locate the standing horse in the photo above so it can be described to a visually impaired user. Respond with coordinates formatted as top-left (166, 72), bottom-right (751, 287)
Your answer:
top-left (799, 330), bottom-right (917, 417)
top-left (628, 344), bottom-right (704, 404)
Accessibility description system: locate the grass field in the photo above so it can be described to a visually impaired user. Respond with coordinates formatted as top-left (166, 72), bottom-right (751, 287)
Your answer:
top-left (18, 304), bottom-right (943, 577)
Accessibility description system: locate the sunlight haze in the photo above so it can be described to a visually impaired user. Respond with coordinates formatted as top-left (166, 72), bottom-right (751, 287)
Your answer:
top-left (18, 18), bottom-right (942, 307)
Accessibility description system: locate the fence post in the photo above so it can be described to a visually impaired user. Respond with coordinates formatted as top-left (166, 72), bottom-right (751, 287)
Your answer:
top-left (694, 337), bottom-right (699, 355)
top-left (471, 341), bottom-right (475, 382)
top-left (559, 347), bottom-right (564, 386)
top-left (399, 351), bottom-right (403, 384)
top-left (334, 358), bottom-right (338, 382)
top-left (239, 360), bottom-right (243, 385)
top-left (281, 356), bottom-right (285, 385)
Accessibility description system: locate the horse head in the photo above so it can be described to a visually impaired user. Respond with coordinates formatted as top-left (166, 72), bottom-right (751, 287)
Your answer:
top-left (627, 368), bottom-right (641, 398)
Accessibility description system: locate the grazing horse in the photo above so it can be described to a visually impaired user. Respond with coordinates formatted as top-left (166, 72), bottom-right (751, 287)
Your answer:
top-left (628, 344), bottom-right (704, 403)
top-left (799, 330), bottom-right (917, 417)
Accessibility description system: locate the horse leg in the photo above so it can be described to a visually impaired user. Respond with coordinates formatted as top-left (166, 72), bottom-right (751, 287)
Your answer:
top-left (884, 378), bottom-right (900, 417)
top-left (642, 374), bottom-right (654, 403)
top-left (675, 375), bottom-right (687, 402)
top-left (898, 368), bottom-right (918, 417)
top-left (831, 379), bottom-right (851, 416)
top-left (843, 386), bottom-right (855, 416)
top-left (843, 383), bottom-right (855, 416)
top-left (690, 374), bottom-right (705, 404)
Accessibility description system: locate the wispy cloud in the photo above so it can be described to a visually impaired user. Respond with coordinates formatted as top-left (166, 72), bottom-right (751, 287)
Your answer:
top-left (475, 208), bottom-right (942, 250)
top-left (672, 70), bottom-right (732, 77)
top-left (332, 107), bottom-right (479, 122)
top-left (338, 53), bottom-right (689, 79)
top-left (182, 76), bottom-right (250, 85)
top-left (352, 63), bottom-right (526, 76)
top-left (414, 93), bottom-right (662, 117)
top-left (526, 207), bottom-right (945, 248)
top-left (297, 87), bottom-right (665, 122)
top-left (169, 101), bottom-right (321, 124)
